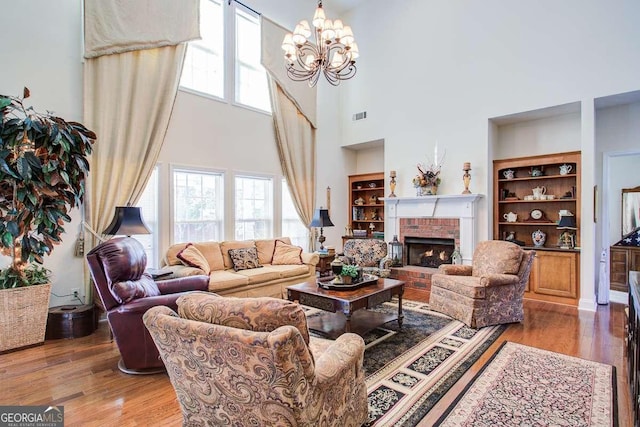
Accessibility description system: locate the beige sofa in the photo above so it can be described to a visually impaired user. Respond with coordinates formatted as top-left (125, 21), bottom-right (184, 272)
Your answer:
top-left (161, 238), bottom-right (319, 298)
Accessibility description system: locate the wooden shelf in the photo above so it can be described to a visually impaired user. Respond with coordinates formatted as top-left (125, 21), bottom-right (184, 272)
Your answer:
top-left (494, 151), bottom-right (581, 306)
top-left (347, 172), bottom-right (385, 246)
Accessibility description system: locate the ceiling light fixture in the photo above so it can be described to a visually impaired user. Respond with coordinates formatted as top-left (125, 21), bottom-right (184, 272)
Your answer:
top-left (281, 1), bottom-right (359, 87)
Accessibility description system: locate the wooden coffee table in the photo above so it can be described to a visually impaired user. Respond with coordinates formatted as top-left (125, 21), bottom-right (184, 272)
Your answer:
top-left (287, 278), bottom-right (404, 339)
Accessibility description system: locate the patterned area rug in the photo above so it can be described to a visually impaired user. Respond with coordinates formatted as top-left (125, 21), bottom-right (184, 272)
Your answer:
top-left (307, 299), bottom-right (507, 426)
top-left (435, 341), bottom-right (618, 427)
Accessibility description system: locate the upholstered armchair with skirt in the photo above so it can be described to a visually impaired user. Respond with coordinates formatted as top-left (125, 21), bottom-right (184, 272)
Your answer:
top-left (339, 238), bottom-right (392, 277)
top-left (86, 237), bottom-right (210, 374)
top-left (143, 292), bottom-right (368, 426)
top-left (429, 240), bottom-right (535, 328)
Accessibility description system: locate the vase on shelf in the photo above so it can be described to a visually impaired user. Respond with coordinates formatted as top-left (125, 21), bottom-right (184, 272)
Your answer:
top-left (417, 185), bottom-right (438, 196)
top-left (531, 229), bottom-right (546, 247)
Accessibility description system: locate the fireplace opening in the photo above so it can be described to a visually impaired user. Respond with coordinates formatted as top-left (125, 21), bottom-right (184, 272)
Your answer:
top-left (405, 237), bottom-right (455, 268)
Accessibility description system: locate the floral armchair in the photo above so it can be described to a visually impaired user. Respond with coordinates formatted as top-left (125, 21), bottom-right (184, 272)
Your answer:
top-left (143, 292), bottom-right (368, 426)
top-left (429, 240), bottom-right (535, 328)
top-left (338, 238), bottom-right (392, 278)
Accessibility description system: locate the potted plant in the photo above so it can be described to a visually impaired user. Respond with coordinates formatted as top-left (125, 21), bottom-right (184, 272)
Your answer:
top-left (0, 88), bottom-right (96, 352)
top-left (340, 264), bottom-right (359, 284)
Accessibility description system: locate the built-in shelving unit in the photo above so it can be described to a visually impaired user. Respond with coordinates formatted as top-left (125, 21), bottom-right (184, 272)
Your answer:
top-left (344, 173), bottom-right (385, 244)
top-left (493, 151), bottom-right (581, 305)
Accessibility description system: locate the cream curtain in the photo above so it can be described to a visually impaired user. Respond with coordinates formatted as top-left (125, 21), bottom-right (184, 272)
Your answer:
top-left (268, 77), bottom-right (317, 252)
top-left (84, 45), bottom-right (187, 247)
top-left (261, 16), bottom-right (318, 252)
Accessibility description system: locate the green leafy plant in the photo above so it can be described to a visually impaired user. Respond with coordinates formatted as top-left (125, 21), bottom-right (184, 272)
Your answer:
top-left (340, 264), bottom-right (359, 278)
top-left (0, 88), bottom-right (96, 289)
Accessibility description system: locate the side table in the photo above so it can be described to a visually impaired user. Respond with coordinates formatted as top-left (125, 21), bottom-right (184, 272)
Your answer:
top-left (46, 304), bottom-right (96, 340)
top-left (316, 253), bottom-right (335, 278)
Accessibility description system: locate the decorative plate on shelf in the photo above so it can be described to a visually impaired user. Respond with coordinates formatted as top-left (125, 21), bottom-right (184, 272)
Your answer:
top-left (531, 230), bottom-right (546, 247)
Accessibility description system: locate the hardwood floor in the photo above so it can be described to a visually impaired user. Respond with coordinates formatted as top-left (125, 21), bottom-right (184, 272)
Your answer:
top-left (0, 293), bottom-right (631, 426)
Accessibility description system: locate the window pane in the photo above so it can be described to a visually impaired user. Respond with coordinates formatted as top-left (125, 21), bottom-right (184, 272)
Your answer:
top-left (235, 7), bottom-right (271, 112)
top-left (173, 169), bottom-right (224, 243)
top-left (235, 176), bottom-right (273, 240)
top-left (180, 0), bottom-right (224, 97)
top-left (282, 179), bottom-right (309, 249)
top-left (136, 167), bottom-right (159, 267)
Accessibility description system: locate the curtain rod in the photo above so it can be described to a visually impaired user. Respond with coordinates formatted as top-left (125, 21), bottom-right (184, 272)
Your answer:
top-left (228, 0), bottom-right (261, 16)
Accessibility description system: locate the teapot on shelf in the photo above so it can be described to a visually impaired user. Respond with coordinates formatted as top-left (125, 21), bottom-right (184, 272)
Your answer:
top-left (503, 212), bottom-right (518, 223)
top-left (532, 186), bottom-right (546, 200)
top-left (529, 167), bottom-right (544, 177)
top-left (559, 164), bottom-right (573, 175)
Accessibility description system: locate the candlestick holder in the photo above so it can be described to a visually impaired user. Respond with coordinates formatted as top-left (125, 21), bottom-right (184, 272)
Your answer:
top-left (389, 170), bottom-right (397, 197)
top-left (462, 162), bottom-right (472, 194)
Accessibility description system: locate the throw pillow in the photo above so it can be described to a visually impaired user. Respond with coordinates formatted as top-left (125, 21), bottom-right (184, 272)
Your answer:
top-left (177, 243), bottom-right (211, 275)
top-left (272, 239), bottom-right (303, 265)
top-left (228, 247), bottom-right (263, 271)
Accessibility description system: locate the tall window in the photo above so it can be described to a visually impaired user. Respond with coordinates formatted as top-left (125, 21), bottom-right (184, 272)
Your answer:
top-left (235, 175), bottom-right (272, 240)
top-left (173, 169), bottom-right (224, 243)
top-left (180, 1), bottom-right (270, 113)
top-left (282, 179), bottom-right (309, 249)
top-left (235, 7), bottom-right (270, 112)
top-left (180, 0), bottom-right (224, 98)
top-left (136, 167), bottom-right (159, 267)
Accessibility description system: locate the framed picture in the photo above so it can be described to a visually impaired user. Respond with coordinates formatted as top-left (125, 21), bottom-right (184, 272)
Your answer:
top-left (622, 186), bottom-right (640, 236)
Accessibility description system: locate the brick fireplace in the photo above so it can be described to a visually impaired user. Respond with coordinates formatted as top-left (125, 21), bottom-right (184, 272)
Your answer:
top-left (382, 194), bottom-right (482, 299)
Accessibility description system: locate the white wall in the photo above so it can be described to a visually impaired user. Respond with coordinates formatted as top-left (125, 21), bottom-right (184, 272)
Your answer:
top-left (0, 0), bottom-right (86, 306)
top-left (332, 0), bottom-right (640, 309)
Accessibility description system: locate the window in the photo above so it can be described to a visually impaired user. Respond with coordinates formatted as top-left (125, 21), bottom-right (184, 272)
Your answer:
top-left (235, 7), bottom-right (270, 112)
top-left (136, 168), bottom-right (159, 267)
top-left (180, 1), bottom-right (271, 113)
top-left (282, 179), bottom-right (309, 249)
top-left (235, 175), bottom-right (272, 240)
top-left (173, 169), bottom-right (224, 243)
top-left (180, 0), bottom-right (224, 98)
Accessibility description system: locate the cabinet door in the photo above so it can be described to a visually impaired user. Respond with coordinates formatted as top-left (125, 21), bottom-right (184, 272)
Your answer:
top-left (533, 251), bottom-right (578, 298)
top-left (610, 247), bottom-right (629, 292)
top-left (630, 248), bottom-right (640, 272)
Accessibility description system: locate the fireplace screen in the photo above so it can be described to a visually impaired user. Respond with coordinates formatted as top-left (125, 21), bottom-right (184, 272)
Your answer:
top-left (405, 236), bottom-right (455, 268)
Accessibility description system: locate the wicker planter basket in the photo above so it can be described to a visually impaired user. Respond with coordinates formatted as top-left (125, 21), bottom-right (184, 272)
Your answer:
top-left (0, 283), bottom-right (51, 352)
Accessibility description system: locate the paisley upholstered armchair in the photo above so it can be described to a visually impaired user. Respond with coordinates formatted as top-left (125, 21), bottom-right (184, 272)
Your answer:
top-left (143, 292), bottom-right (368, 426)
top-left (338, 238), bottom-right (392, 278)
top-left (429, 240), bottom-right (535, 328)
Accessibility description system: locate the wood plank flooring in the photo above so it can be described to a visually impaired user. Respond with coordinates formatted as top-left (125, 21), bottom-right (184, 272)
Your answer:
top-left (0, 292), bottom-right (631, 426)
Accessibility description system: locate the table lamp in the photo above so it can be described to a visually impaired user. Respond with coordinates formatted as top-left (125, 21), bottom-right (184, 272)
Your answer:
top-left (103, 206), bottom-right (151, 237)
top-left (557, 213), bottom-right (577, 249)
top-left (309, 208), bottom-right (334, 252)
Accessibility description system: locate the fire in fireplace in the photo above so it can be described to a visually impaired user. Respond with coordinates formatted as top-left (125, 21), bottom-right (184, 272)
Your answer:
top-left (405, 236), bottom-right (455, 268)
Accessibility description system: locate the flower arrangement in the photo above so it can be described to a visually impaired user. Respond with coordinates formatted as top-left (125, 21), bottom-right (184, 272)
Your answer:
top-left (412, 163), bottom-right (442, 189)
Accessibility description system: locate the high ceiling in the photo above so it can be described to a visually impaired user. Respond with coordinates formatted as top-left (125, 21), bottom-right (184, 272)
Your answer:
top-left (322, 0), bottom-right (367, 13)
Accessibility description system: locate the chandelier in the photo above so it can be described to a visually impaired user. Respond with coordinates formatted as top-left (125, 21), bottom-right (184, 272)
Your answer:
top-left (281, 1), bottom-right (359, 87)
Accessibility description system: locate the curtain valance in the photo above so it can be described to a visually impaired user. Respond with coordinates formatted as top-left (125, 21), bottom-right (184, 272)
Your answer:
top-left (84, 0), bottom-right (200, 59)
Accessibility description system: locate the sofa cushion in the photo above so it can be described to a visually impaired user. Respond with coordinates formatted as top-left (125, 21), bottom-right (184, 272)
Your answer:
top-left (177, 244), bottom-right (211, 275)
top-left (272, 239), bottom-right (303, 265)
top-left (472, 240), bottom-right (523, 277)
top-left (165, 242), bottom-right (189, 266)
top-left (228, 247), bottom-right (263, 271)
top-left (267, 264), bottom-right (311, 278)
top-left (176, 292), bottom-right (310, 344)
top-left (255, 237), bottom-right (292, 265)
top-left (193, 242), bottom-right (225, 271)
top-left (207, 270), bottom-right (250, 292)
top-left (234, 266), bottom-right (282, 284)
top-left (221, 240), bottom-right (256, 269)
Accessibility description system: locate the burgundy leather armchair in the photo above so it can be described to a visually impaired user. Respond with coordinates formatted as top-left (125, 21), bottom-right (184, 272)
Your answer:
top-left (86, 237), bottom-right (209, 374)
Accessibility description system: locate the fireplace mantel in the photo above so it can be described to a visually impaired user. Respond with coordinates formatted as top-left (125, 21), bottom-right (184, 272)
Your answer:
top-left (381, 194), bottom-right (484, 264)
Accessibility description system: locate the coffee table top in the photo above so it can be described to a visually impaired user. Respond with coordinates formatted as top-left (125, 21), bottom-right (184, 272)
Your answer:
top-left (287, 277), bottom-right (404, 303)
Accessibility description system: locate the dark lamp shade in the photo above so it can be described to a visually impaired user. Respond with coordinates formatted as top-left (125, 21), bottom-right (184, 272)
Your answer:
top-left (557, 215), bottom-right (577, 229)
top-left (103, 206), bottom-right (152, 236)
top-left (309, 208), bottom-right (334, 228)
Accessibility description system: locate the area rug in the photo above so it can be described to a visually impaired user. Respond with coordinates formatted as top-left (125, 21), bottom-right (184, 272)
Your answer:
top-left (435, 341), bottom-right (618, 427)
top-left (306, 299), bottom-right (507, 426)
